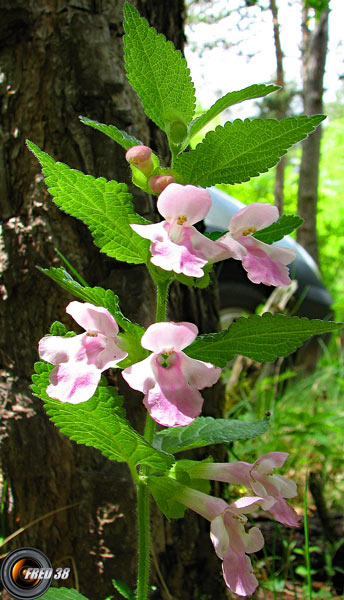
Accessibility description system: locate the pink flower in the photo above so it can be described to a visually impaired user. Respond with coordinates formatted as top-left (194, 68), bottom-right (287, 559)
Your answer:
top-left (188, 452), bottom-right (300, 527)
top-left (148, 175), bottom-right (175, 194)
top-left (131, 183), bottom-right (225, 278)
top-left (216, 203), bottom-right (297, 286)
top-left (125, 145), bottom-right (154, 177)
top-left (175, 486), bottom-right (273, 597)
top-left (122, 321), bottom-right (221, 427)
top-left (39, 302), bottom-right (127, 404)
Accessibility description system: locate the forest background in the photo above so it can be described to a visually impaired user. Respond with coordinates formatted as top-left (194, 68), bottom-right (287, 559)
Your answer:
top-left (186, 0), bottom-right (344, 307)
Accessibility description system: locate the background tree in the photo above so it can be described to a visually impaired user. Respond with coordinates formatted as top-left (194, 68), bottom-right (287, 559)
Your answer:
top-left (0, 1), bottom-right (225, 598)
top-left (297, 0), bottom-right (330, 264)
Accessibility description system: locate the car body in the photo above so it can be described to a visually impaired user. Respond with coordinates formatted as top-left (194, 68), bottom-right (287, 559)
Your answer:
top-left (205, 187), bottom-right (333, 325)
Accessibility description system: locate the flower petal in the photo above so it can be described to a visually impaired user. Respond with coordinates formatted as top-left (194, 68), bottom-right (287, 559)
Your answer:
top-left (229, 203), bottom-right (279, 238)
top-left (66, 301), bottom-right (119, 336)
top-left (269, 496), bottom-right (301, 527)
top-left (240, 236), bottom-right (293, 286)
top-left (244, 526), bottom-right (265, 554)
top-left (47, 363), bottom-right (101, 404)
top-left (229, 496), bottom-right (266, 514)
top-left (271, 474), bottom-right (297, 498)
top-left (151, 236), bottom-right (208, 277)
top-left (157, 183), bottom-right (212, 225)
top-left (254, 452), bottom-right (290, 473)
top-left (143, 383), bottom-right (203, 426)
top-left (130, 221), bottom-right (167, 242)
top-left (141, 322), bottom-right (198, 352)
top-left (39, 334), bottom-right (86, 365)
top-left (214, 233), bottom-right (247, 260)
top-left (210, 513), bottom-right (229, 559)
top-left (122, 355), bottom-right (155, 393)
top-left (95, 337), bottom-right (128, 370)
top-left (180, 353), bottom-right (221, 389)
top-left (144, 355), bottom-right (204, 426)
top-left (222, 548), bottom-right (259, 597)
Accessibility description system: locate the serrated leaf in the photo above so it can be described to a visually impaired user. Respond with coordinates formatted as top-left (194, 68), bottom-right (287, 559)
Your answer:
top-left (26, 141), bottom-right (150, 264)
top-left (41, 588), bottom-right (89, 600)
top-left (112, 579), bottom-right (136, 600)
top-left (154, 416), bottom-right (269, 454)
top-left (79, 116), bottom-right (143, 150)
top-left (254, 214), bottom-right (304, 244)
top-left (204, 231), bottom-right (224, 241)
top-left (174, 115), bottom-right (326, 186)
top-left (123, 3), bottom-right (195, 132)
top-left (38, 267), bottom-right (149, 367)
top-left (185, 313), bottom-right (344, 366)
top-left (188, 84), bottom-right (280, 141)
top-left (32, 362), bottom-right (173, 472)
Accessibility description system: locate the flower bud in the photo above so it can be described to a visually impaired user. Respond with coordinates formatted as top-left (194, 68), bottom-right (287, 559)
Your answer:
top-left (125, 145), bottom-right (154, 177)
top-left (148, 175), bottom-right (175, 195)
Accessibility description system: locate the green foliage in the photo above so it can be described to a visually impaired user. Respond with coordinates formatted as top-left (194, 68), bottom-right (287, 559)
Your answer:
top-left (147, 475), bottom-right (187, 519)
top-left (174, 115), bottom-right (325, 186)
top-left (79, 116), bottom-right (143, 150)
top-left (188, 84), bottom-right (280, 142)
top-left (32, 362), bottom-right (174, 473)
top-left (123, 2), bottom-right (195, 134)
top-left (253, 214), bottom-right (304, 244)
top-left (186, 313), bottom-right (344, 366)
top-left (41, 589), bottom-right (89, 600)
top-left (153, 415), bottom-right (269, 454)
top-left (26, 141), bottom-right (150, 264)
top-left (39, 266), bottom-right (148, 367)
top-left (112, 579), bottom-right (136, 600)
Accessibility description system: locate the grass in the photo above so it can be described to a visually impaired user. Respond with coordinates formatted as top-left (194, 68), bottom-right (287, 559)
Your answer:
top-left (222, 332), bottom-right (344, 598)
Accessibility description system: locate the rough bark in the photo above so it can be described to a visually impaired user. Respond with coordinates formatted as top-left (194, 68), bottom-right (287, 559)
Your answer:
top-left (0, 2), bottom-right (226, 599)
top-left (297, 3), bottom-right (329, 265)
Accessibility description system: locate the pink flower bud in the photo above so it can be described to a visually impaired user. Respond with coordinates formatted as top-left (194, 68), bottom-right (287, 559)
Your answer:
top-left (148, 175), bottom-right (175, 194)
top-left (125, 145), bottom-right (154, 177)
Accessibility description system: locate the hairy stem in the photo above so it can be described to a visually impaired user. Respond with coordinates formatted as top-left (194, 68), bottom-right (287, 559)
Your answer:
top-left (136, 279), bottom-right (170, 600)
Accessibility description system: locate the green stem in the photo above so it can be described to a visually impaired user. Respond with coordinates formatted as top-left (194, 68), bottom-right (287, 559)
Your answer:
top-left (304, 473), bottom-right (313, 600)
top-left (136, 481), bottom-right (151, 600)
top-left (155, 280), bottom-right (169, 322)
top-left (135, 279), bottom-right (169, 600)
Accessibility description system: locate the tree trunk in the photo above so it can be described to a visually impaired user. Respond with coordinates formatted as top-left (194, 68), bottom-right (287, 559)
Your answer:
top-left (0, 1), bottom-right (225, 599)
top-left (269, 0), bottom-right (286, 214)
top-left (297, 3), bottom-right (329, 264)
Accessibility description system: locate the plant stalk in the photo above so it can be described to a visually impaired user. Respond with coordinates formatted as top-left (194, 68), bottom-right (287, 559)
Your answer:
top-left (135, 280), bottom-right (169, 600)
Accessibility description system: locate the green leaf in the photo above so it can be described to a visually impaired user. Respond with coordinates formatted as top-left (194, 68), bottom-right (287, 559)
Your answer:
top-left (79, 116), bottom-right (143, 150)
top-left (38, 267), bottom-right (149, 367)
top-left (147, 474), bottom-right (187, 519)
top-left (26, 141), bottom-right (150, 264)
top-left (185, 313), bottom-right (344, 366)
top-left (112, 579), bottom-right (136, 600)
top-left (123, 3), bottom-right (195, 132)
top-left (154, 416), bottom-right (269, 454)
top-left (41, 588), bottom-right (89, 600)
top-left (174, 115), bottom-right (326, 186)
top-left (32, 362), bottom-right (173, 472)
top-left (188, 84), bottom-right (280, 141)
top-left (254, 214), bottom-right (304, 244)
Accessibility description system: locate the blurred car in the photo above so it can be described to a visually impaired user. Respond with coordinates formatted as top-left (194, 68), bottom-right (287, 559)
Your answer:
top-left (205, 187), bottom-right (333, 328)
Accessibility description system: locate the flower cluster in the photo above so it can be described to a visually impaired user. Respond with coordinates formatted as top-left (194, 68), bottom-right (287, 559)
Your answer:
top-left (38, 178), bottom-right (300, 598)
top-left (174, 452), bottom-right (300, 597)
